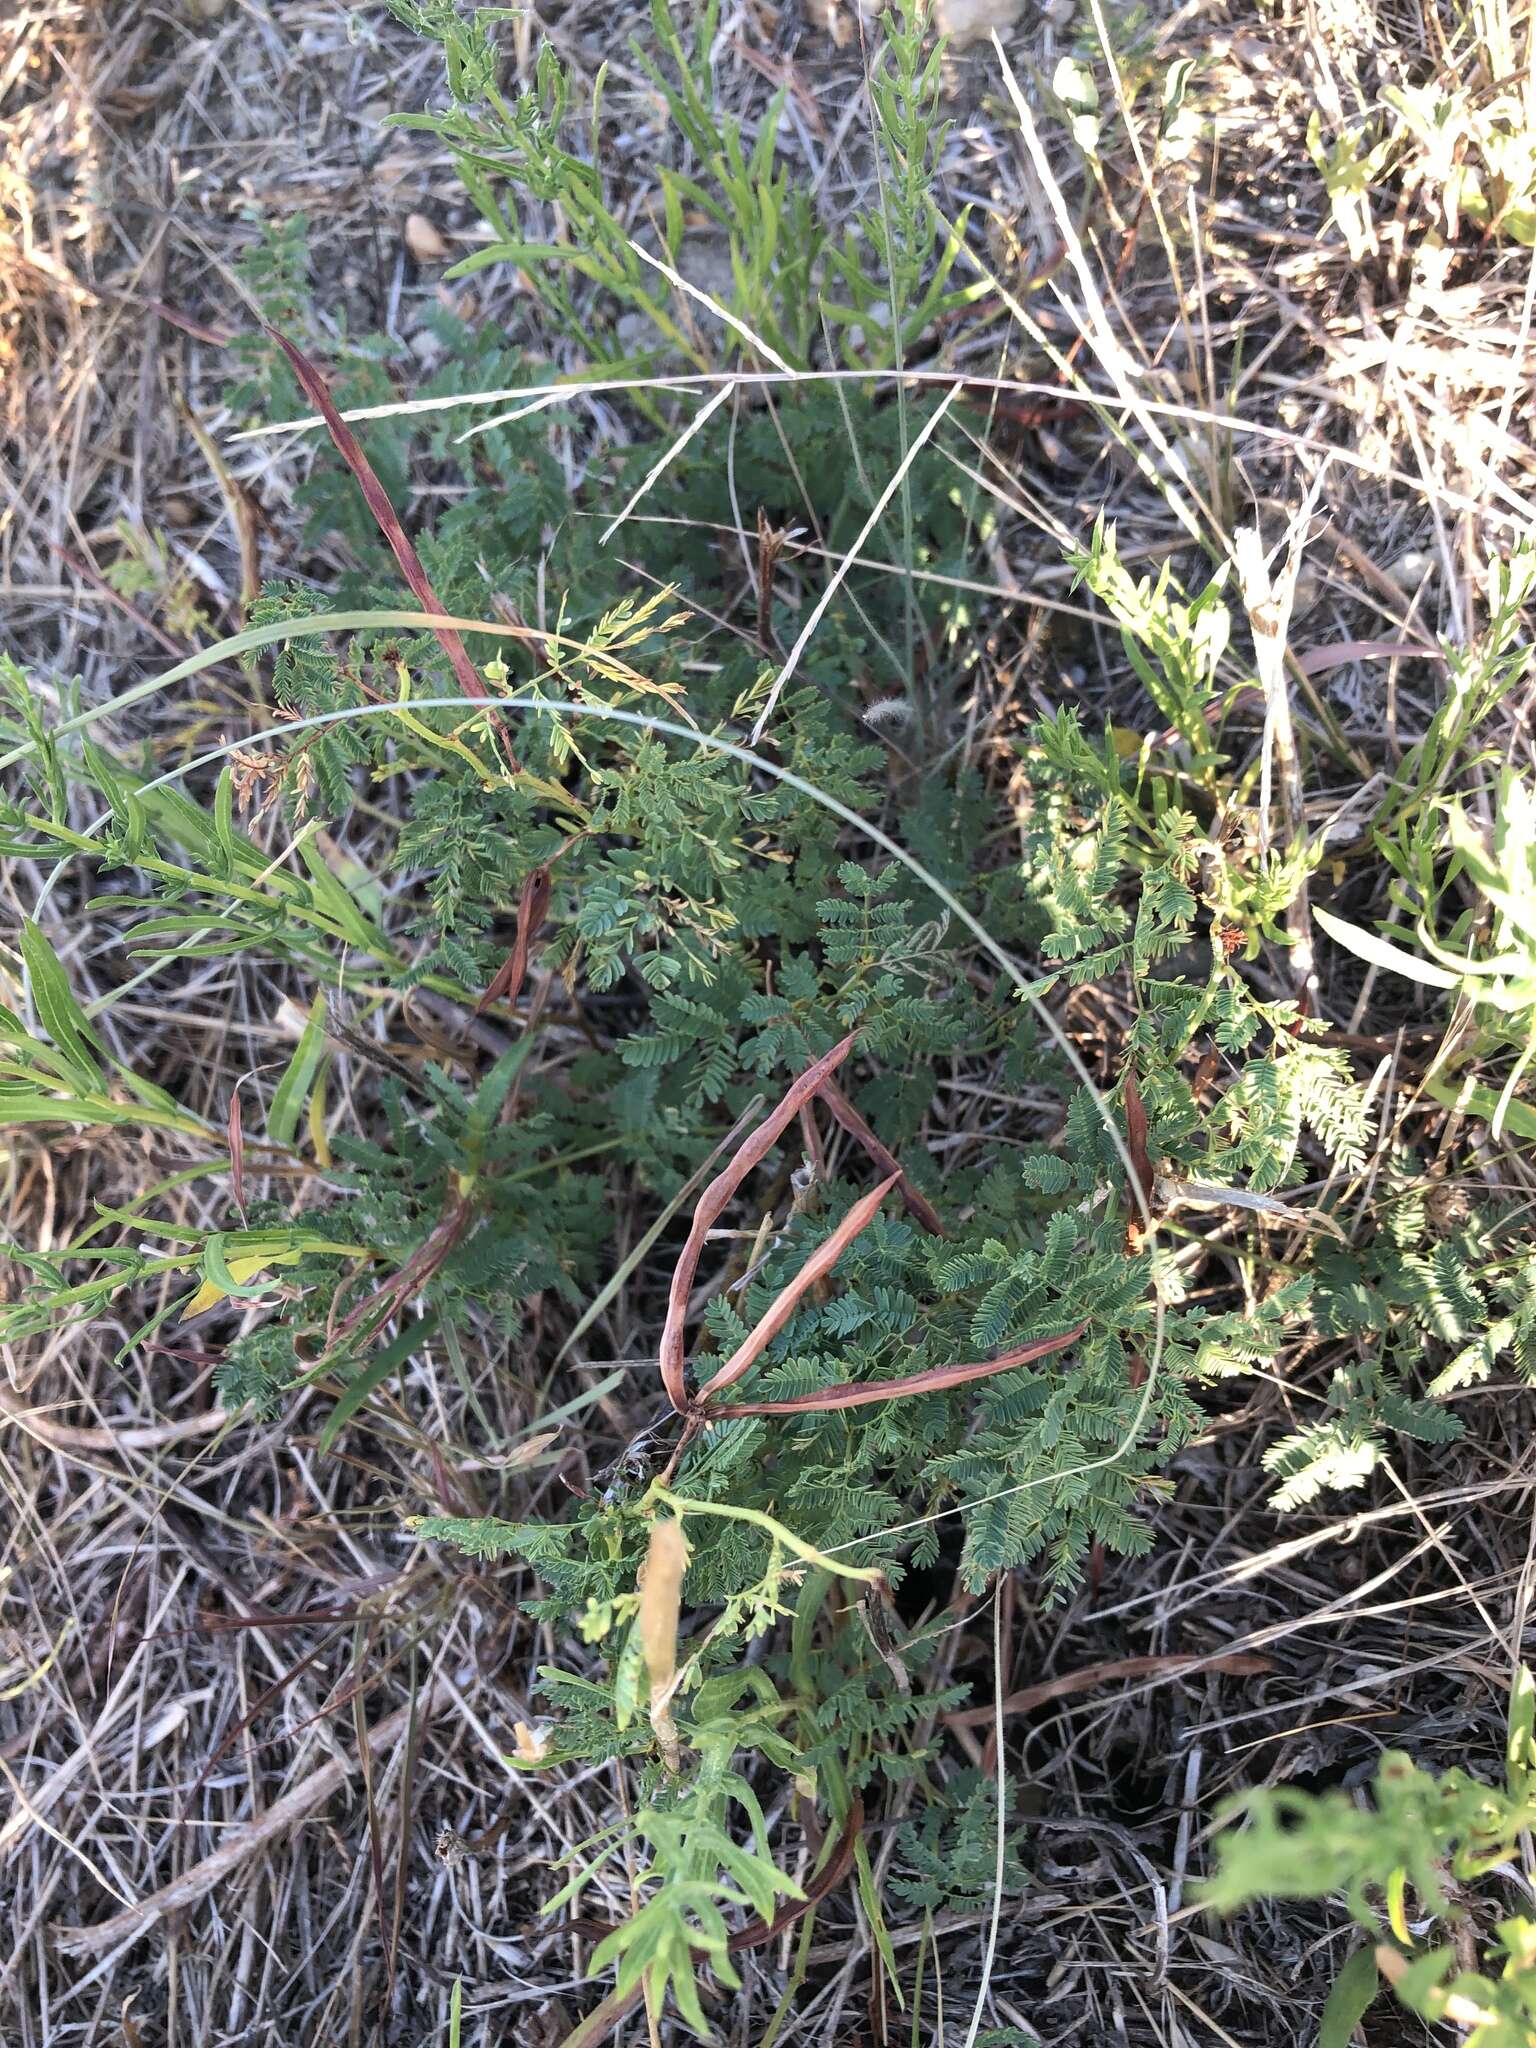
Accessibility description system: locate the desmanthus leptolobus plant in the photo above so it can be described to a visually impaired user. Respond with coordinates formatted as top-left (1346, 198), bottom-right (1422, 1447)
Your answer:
top-left (2, 321), bottom-right (1449, 2044)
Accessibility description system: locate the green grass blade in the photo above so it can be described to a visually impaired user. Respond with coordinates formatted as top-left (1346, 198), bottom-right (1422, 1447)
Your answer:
top-left (319, 1313), bottom-right (438, 1454)
top-left (269, 992), bottom-right (330, 1147)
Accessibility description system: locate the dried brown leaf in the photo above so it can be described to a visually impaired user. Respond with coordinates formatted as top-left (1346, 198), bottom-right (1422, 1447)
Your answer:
top-left (403, 213), bottom-right (448, 262)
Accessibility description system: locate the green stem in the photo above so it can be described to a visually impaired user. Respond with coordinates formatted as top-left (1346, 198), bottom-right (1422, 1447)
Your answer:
top-left (647, 1486), bottom-right (883, 1584)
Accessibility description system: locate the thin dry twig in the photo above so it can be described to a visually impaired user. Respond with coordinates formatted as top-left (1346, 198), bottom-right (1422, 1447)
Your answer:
top-left (0, 1385), bottom-right (229, 1454)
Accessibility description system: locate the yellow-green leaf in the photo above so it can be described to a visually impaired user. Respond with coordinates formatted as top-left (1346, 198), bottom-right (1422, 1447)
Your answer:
top-left (270, 992), bottom-right (329, 1147)
top-left (1314, 905), bottom-right (1460, 991)
top-left (181, 1253), bottom-right (287, 1320)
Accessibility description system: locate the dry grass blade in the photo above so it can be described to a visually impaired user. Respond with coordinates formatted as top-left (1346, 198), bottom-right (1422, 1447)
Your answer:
top-left (748, 386), bottom-right (959, 744)
top-left (178, 394), bottom-right (262, 613)
top-left (657, 1032), bottom-right (857, 1409)
top-left (960, 1585), bottom-right (1006, 2048)
top-left (624, 238), bottom-right (792, 371)
top-left (1121, 1065), bottom-right (1154, 1210)
top-left (1235, 504), bottom-right (1320, 1006)
top-left (0, 1385), bottom-right (229, 1454)
top-left (987, 34), bottom-right (1205, 547)
top-left (227, 1080), bottom-right (247, 1219)
top-left (176, 1630), bottom-right (347, 1820)
top-left (328, 1191), bottom-right (475, 1354)
top-left (598, 380), bottom-right (736, 545)
top-left (555, 1092), bottom-right (767, 1367)
top-left (47, 540), bottom-right (190, 660)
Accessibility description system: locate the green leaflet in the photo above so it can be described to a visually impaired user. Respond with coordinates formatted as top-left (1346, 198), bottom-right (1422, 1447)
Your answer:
top-left (1318, 1947), bottom-right (1379, 2048)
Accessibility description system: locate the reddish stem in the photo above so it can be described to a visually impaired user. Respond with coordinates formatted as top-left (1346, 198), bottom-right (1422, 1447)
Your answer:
top-left (268, 328), bottom-right (520, 772)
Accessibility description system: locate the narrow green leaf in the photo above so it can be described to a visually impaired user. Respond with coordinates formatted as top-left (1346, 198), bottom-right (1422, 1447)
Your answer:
top-left (296, 835), bottom-right (391, 950)
top-left (1318, 1945), bottom-right (1378, 2048)
top-left (81, 738), bottom-right (150, 860)
top-left (120, 1069), bottom-right (183, 1115)
top-left (1423, 1073), bottom-right (1536, 1139)
top-left (0, 1011), bottom-right (95, 1087)
top-left (445, 240), bottom-right (576, 280)
top-left (19, 921), bottom-right (106, 1086)
top-left (269, 992), bottom-right (329, 1147)
top-left (319, 1312), bottom-right (437, 1453)
top-left (611, 1617), bottom-right (647, 1733)
top-left (203, 1232), bottom-right (286, 1299)
top-left (0, 1089), bottom-right (136, 1127)
top-left (213, 766), bottom-right (240, 871)
top-left (463, 1034), bottom-right (536, 1158)
top-left (855, 1835), bottom-right (905, 2008)
top-left (1314, 905), bottom-right (1460, 990)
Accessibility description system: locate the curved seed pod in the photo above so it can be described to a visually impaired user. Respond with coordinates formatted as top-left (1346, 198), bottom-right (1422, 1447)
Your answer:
top-left (818, 1079), bottom-right (946, 1236)
top-left (478, 863), bottom-right (551, 1014)
top-left (707, 1322), bottom-right (1088, 1417)
top-left (693, 1173), bottom-right (901, 1405)
top-left (657, 1032), bottom-right (857, 1411)
top-left (637, 1517), bottom-right (688, 1773)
